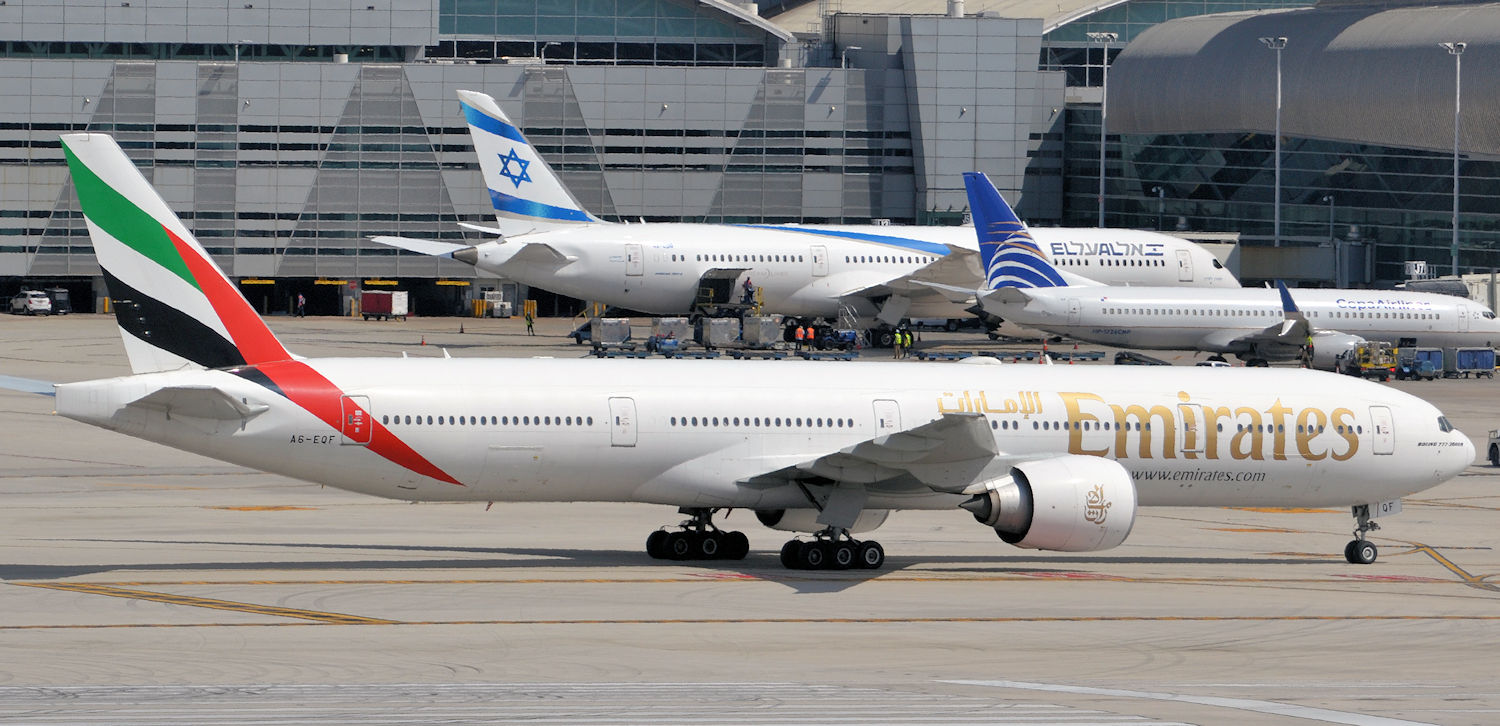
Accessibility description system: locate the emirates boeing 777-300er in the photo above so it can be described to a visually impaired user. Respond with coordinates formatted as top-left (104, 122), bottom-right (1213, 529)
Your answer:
top-left (46, 134), bottom-right (1472, 568)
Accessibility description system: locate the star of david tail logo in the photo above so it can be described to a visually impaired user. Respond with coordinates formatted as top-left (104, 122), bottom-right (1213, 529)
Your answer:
top-left (497, 148), bottom-right (532, 189)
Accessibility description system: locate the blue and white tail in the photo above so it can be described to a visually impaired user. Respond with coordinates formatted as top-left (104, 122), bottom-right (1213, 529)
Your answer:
top-left (963, 172), bottom-right (1068, 291)
top-left (458, 90), bottom-right (600, 237)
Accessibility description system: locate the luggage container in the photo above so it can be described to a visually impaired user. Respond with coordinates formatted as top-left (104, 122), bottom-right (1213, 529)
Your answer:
top-left (651, 317), bottom-right (691, 342)
top-left (1444, 347), bottom-right (1496, 378)
top-left (360, 290), bottom-right (408, 321)
top-left (590, 317), bottom-right (633, 345)
top-left (695, 317), bottom-right (740, 349)
top-left (741, 316), bottom-right (783, 349)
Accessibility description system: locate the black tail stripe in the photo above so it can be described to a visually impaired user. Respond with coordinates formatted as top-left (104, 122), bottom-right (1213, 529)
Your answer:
top-left (102, 270), bottom-right (247, 369)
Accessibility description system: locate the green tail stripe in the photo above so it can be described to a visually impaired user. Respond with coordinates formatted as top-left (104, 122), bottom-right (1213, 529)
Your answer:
top-left (61, 140), bottom-right (198, 291)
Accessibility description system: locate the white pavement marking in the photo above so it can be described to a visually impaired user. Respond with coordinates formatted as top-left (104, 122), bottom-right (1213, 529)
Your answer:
top-left (946, 680), bottom-right (1437, 726)
top-left (0, 683), bottom-right (1193, 725)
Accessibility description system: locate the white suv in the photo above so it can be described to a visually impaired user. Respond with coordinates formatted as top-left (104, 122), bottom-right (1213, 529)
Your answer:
top-left (9, 290), bottom-right (52, 315)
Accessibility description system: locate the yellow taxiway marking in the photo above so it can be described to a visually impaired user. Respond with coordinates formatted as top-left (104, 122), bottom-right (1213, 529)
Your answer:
top-left (5, 613), bottom-right (1500, 631)
top-left (1411, 544), bottom-right (1500, 593)
top-left (205, 505), bottom-right (317, 511)
top-left (14, 582), bottom-right (395, 625)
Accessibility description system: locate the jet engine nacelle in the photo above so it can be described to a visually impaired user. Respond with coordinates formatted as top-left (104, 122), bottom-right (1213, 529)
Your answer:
top-left (960, 455), bottom-right (1136, 552)
top-left (1309, 331), bottom-right (1366, 372)
top-left (755, 508), bottom-right (890, 534)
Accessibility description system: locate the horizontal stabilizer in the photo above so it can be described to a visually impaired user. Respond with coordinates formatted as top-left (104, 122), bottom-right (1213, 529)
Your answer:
top-left (370, 236), bottom-right (470, 258)
top-left (0, 374), bottom-right (56, 396)
top-left (127, 386), bottom-right (270, 422)
top-left (508, 241), bottom-right (575, 266)
top-left (457, 222), bottom-right (505, 236)
top-left (978, 286), bottom-right (1034, 306)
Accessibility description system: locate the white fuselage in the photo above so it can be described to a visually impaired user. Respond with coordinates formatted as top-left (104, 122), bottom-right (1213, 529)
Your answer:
top-left (476, 223), bottom-right (1235, 319)
top-left (988, 286), bottom-right (1500, 357)
top-left (55, 359), bottom-right (1470, 513)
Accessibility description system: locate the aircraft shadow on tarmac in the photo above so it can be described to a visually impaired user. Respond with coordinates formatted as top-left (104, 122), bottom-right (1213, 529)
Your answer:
top-left (1, 538), bottom-right (1332, 594)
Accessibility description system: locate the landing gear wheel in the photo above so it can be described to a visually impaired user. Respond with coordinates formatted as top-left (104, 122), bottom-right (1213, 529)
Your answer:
top-left (856, 541), bottom-right (885, 569)
top-left (696, 531), bottom-right (721, 559)
top-left (1207, 354), bottom-right (1227, 363)
top-left (831, 541), bottom-right (856, 570)
top-left (780, 540), bottom-right (802, 569)
top-left (797, 541), bottom-right (828, 569)
top-left (1345, 539), bottom-right (1378, 565)
top-left (666, 531), bottom-right (693, 560)
top-left (1489, 443), bottom-right (1498, 467)
top-left (724, 531), bottom-right (750, 560)
top-left (645, 530), bottom-right (669, 559)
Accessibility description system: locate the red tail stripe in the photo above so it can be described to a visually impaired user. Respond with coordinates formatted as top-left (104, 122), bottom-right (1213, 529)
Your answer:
top-left (167, 227), bottom-right (291, 365)
top-left (258, 360), bottom-right (463, 486)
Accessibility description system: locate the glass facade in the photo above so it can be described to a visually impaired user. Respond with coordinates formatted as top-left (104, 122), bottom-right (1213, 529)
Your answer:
top-left (1057, 107), bottom-right (1500, 280)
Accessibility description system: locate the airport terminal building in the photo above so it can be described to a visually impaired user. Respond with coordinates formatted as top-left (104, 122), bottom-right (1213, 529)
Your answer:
top-left (1, 0), bottom-right (1497, 313)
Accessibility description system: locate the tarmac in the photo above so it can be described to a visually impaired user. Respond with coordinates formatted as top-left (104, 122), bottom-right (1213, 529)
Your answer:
top-left (2, 313), bottom-right (1498, 725)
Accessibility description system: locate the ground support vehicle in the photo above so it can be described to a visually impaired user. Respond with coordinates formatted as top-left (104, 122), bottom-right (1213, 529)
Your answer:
top-left (360, 290), bottom-right (409, 321)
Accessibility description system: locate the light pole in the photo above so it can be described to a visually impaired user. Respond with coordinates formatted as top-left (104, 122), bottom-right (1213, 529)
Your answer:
top-left (1259, 36), bottom-right (1286, 247)
top-left (841, 45), bottom-right (862, 69)
top-left (1441, 41), bottom-right (1465, 276)
top-left (1323, 193), bottom-right (1339, 286)
top-left (1087, 31), bottom-right (1117, 227)
top-left (1151, 185), bottom-right (1165, 230)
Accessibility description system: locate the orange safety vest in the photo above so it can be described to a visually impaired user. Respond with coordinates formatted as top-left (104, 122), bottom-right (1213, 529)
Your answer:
top-left (794, 326), bottom-right (805, 340)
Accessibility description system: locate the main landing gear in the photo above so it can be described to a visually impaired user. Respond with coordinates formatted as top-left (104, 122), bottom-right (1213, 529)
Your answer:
top-left (645, 507), bottom-right (750, 561)
top-left (1344, 504), bottom-right (1380, 565)
top-left (779, 528), bottom-right (885, 570)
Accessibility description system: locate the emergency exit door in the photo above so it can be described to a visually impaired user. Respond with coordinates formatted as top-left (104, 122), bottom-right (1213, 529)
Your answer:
top-left (609, 397), bottom-right (638, 447)
top-left (811, 245), bottom-right (828, 277)
top-left (873, 399), bottom-right (901, 435)
top-left (1176, 249), bottom-right (1193, 282)
top-left (626, 244), bottom-right (644, 276)
top-left (340, 395), bottom-right (372, 445)
top-left (1368, 405), bottom-right (1394, 455)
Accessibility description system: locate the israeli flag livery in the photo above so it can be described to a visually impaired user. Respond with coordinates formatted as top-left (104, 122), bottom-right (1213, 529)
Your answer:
top-left (963, 172), bottom-right (1067, 291)
top-left (458, 90), bottom-right (600, 236)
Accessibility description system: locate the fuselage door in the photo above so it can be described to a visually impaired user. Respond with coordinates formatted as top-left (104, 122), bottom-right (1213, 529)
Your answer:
top-left (811, 245), bottom-right (829, 277)
top-left (1458, 306), bottom-right (1469, 332)
top-left (1176, 249), bottom-right (1193, 282)
top-left (625, 244), bottom-right (644, 276)
top-left (873, 399), bottom-right (901, 435)
top-left (339, 395), bottom-right (372, 446)
top-left (1065, 297), bottom-right (1081, 325)
top-left (1369, 405), bottom-right (1394, 455)
top-left (609, 396), bottom-right (638, 447)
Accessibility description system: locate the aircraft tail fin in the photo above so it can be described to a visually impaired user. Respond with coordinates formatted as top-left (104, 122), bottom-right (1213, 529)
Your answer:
top-left (457, 89), bottom-right (601, 237)
top-left (962, 172), bottom-right (1068, 291)
top-left (61, 133), bottom-right (294, 374)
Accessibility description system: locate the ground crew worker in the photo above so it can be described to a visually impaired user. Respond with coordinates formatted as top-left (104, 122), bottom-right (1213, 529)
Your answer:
top-left (794, 323), bottom-right (805, 351)
top-left (892, 328), bottom-right (903, 358)
top-left (524, 309), bottom-right (535, 336)
top-left (803, 325), bottom-right (816, 350)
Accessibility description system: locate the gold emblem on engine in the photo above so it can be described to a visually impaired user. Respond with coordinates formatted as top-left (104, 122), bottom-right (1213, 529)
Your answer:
top-left (1084, 484), bottom-right (1111, 524)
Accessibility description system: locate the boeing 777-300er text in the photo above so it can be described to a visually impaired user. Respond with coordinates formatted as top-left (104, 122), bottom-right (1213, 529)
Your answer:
top-left (372, 90), bottom-right (1235, 334)
top-left (951, 172), bottom-right (1500, 368)
top-left (50, 134), bottom-right (1472, 568)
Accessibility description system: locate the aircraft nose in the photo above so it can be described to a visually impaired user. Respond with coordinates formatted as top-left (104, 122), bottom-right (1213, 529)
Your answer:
top-left (1443, 433), bottom-right (1476, 481)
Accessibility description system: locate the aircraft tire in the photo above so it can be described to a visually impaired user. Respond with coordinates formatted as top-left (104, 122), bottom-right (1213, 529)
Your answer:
top-left (797, 541), bottom-right (828, 569)
top-left (1489, 444), bottom-right (1498, 467)
top-left (646, 530), bottom-right (669, 559)
top-left (856, 541), bottom-right (885, 569)
top-left (666, 531), bottom-right (693, 560)
top-left (780, 540), bottom-right (802, 569)
top-left (724, 531), bottom-right (750, 560)
top-left (1345, 539), bottom-right (1378, 565)
top-left (696, 532), bottom-right (720, 559)
top-left (832, 542), bottom-right (856, 569)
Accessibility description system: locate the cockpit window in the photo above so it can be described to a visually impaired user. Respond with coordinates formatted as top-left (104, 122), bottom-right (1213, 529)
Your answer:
top-left (1482, 311), bottom-right (1495, 319)
top-left (1438, 416), bottom-right (1454, 433)
top-left (1212, 259), bottom-right (1224, 269)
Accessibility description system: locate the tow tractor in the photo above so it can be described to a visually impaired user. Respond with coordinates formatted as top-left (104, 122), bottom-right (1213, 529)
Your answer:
top-left (1336, 342), bottom-right (1396, 381)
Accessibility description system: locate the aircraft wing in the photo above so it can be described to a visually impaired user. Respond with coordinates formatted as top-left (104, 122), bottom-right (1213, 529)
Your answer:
top-left (506, 241), bottom-right (575, 266)
top-left (127, 386), bottom-right (270, 421)
top-left (370, 235), bottom-right (471, 258)
top-left (741, 412), bottom-right (1002, 494)
top-left (839, 244), bottom-right (982, 300)
top-left (1197, 282), bottom-right (1312, 353)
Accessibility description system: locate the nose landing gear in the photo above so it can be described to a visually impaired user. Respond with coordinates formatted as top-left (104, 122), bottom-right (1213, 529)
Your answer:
top-left (646, 507), bottom-right (750, 561)
top-left (779, 528), bottom-right (884, 570)
top-left (1344, 504), bottom-right (1381, 565)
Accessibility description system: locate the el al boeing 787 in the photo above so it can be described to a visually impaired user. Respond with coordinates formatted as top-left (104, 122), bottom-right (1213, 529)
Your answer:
top-left (46, 134), bottom-right (1471, 568)
top-left (954, 172), bottom-right (1500, 368)
top-left (373, 90), bottom-right (1235, 332)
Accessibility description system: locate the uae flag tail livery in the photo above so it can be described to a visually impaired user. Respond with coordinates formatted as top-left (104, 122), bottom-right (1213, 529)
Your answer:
top-left (61, 133), bottom-right (293, 375)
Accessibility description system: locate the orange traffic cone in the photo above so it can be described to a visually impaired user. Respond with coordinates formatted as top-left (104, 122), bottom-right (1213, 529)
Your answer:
top-left (420, 336), bottom-right (426, 346)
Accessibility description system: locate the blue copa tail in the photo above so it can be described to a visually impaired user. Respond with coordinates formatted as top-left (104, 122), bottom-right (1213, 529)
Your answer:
top-left (963, 172), bottom-right (1067, 291)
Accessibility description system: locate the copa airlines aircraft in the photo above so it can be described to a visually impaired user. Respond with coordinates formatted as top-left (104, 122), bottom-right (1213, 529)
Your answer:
top-left (372, 90), bottom-right (1235, 329)
top-left (955, 172), bottom-right (1500, 368)
top-left (47, 133), bottom-right (1471, 569)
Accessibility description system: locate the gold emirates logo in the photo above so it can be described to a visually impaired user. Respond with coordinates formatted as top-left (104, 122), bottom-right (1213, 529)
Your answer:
top-left (1084, 484), bottom-right (1111, 524)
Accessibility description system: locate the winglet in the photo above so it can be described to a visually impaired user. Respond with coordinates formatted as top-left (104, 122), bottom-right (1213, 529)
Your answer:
top-left (962, 172), bottom-right (1067, 291)
top-left (1277, 280), bottom-right (1300, 314)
